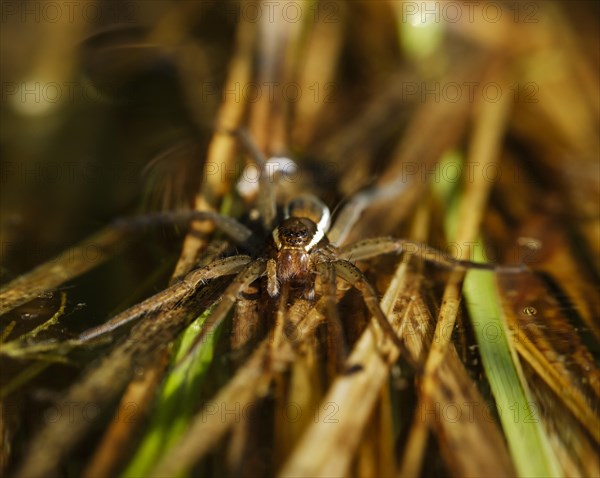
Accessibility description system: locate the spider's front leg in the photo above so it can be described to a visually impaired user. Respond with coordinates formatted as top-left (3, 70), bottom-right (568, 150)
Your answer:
top-left (178, 259), bottom-right (267, 364)
top-left (266, 256), bottom-right (317, 301)
top-left (267, 258), bottom-right (279, 297)
top-left (78, 255), bottom-right (253, 341)
top-left (316, 261), bottom-right (348, 371)
top-left (338, 237), bottom-right (527, 273)
top-left (333, 259), bottom-right (420, 370)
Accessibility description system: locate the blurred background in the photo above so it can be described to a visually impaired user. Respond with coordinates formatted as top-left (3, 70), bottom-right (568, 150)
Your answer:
top-left (1, 1), bottom-right (596, 272)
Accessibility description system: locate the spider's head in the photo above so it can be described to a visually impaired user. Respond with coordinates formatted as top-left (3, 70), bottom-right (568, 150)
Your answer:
top-left (272, 217), bottom-right (323, 252)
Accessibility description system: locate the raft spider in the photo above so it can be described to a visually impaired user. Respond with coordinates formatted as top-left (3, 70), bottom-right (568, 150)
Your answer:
top-left (79, 130), bottom-right (524, 369)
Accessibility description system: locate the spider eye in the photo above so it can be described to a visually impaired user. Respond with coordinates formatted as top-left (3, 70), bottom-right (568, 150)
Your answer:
top-left (280, 226), bottom-right (308, 245)
top-left (276, 217), bottom-right (323, 250)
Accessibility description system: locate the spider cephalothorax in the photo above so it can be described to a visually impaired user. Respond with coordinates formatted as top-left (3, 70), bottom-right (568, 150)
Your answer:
top-left (271, 217), bottom-right (326, 286)
top-left (266, 195), bottom-right (332, 297)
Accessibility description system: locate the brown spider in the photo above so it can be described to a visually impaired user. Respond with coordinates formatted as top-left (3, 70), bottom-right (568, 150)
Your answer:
top-left (79, 131), bottom-right (524, 370)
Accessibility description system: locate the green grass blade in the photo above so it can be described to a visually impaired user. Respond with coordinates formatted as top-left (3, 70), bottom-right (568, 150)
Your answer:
top-left (462, 251), bottom-right (562, 477)
top-left (121, 306), bottom-right (223, 477)
top-left (434, 151), bottom-right (562, 477)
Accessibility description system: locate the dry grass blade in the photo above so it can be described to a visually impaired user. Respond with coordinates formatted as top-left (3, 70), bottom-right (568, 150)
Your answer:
top-left (0, 362), bottom-right (53, 402)
top-left (171, 17), bottom-right (255, 280)
top-left (0, 226), bottom-right (131, 315)
top-left (14, 292), bottom-right (66, 341)
top-left (525, 363), bottom-right (600, 477)
top-left (497, 270), bottom-right (600, 443)
top-left (81, 354), bottom-right (168, 478)
top-left (400, 288), bottom-right (517, 478)
top-left (341, 61), bottom-right (486, 243)
top-left (292, 3), bottom-right (345, 148)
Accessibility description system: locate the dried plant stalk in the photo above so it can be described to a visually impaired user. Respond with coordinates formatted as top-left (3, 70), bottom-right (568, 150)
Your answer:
top-left (0, 226), bottom-right (131, 315)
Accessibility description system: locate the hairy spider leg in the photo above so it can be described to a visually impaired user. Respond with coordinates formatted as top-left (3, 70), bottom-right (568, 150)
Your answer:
top-left (327, 181), bottom-right (407, 246)
top-left (333, 260), bottom-right (420, 370)
top-left (338, 237), bottom-right (527, 273)
top-left (271, 281), bottom-right (291, 354)
top-left (113, 127), bottom-right (294, 245)
top-left (234, 128), bottom-right (278, 231)
top-left (266, 258), bottom-right (279, 297)
top-left (114, 210), bottom-right (263, 254)
top-left (78, 255), bottom-right (253, 341)
top-left (316, 261), bottom-right (348, 372)
top-left (178, 259), bottom-right (267, 366)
